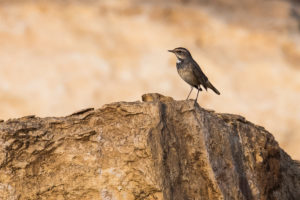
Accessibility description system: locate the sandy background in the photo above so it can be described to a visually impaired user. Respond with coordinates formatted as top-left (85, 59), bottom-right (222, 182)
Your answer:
top-left (0, 0), bottom-right (299, 159)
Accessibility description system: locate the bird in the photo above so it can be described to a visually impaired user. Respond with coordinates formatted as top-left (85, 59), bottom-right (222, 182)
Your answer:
top-left (168, 47), bottom-right (220, 104)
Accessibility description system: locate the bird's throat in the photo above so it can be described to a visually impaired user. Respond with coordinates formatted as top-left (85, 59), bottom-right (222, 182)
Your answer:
top-left (176, 59), bottom-right (182, 64)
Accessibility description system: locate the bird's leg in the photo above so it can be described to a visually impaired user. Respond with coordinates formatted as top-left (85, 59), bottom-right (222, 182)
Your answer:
top-left (186, 86), bottom-right (193, 100)
top-left (194, 88), bottom-right (200, 105)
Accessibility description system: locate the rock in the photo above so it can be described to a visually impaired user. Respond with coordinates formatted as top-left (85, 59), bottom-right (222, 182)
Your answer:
top-left (1, 0), bottom-right (300, 160)
top-left (0, 93), bottom-right (299, 200)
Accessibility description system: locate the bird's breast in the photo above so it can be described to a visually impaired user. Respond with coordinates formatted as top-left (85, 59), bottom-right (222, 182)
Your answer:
top-left (176, 63), bottom-right (199, 86)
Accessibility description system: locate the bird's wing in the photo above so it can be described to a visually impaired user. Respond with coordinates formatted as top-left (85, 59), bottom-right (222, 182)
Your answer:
top-left (191, 59), bottom-right (208, 89)
top-left (191, 60), bottom-right (221, 95)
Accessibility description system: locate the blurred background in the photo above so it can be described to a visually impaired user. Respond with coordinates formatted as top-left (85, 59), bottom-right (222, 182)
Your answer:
top-left (0, 0), bottom-right (299, 159)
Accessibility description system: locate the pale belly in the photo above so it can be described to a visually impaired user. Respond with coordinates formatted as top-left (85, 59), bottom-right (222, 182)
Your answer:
top-left (177, 67), bottom-right (199, 87)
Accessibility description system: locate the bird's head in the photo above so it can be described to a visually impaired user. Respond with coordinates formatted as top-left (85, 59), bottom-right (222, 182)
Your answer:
top-left (168, 47), bottom-right (192, 60)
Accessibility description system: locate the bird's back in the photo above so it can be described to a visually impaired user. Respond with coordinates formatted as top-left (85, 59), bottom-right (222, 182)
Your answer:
top-left (187, 58), bottom-right (209, 90)
top-left (191, 58), bottom-right (220, 94)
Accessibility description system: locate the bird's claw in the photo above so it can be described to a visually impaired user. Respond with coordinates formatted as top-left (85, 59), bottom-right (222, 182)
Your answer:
top-left (194, 100), bottom-right (198, 106)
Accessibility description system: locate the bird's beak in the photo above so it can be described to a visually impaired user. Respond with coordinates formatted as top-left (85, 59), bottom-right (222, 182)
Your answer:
top-left (168, 49), bottom-right (175, 53)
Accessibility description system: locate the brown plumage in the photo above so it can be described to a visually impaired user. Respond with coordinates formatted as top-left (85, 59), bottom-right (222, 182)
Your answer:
top-left (168, 47), bottom-right (220, 104)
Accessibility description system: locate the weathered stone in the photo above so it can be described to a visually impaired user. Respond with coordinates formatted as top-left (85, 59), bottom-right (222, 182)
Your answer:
top-left (0, 93), bottom-right (299, 200)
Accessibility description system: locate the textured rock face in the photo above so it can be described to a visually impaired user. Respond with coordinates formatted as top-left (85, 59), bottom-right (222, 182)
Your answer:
top-left (0, 0), bottom-right (300, 160)
top-left (0, 93), bottom-right (299, 200)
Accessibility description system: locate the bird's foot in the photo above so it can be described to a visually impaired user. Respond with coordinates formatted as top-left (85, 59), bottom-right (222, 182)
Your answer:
top-left (194, 100), bottom-right (198, 106)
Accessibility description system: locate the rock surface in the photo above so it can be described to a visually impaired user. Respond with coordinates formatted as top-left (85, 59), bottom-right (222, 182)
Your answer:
top-left (0, 0), bottom-right (300, 160)
top-left (0, 93), bottom-right (299, 200)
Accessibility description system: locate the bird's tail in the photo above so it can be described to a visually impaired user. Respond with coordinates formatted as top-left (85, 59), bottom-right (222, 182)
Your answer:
top-left (206, 81), bottom-right (220, 95)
